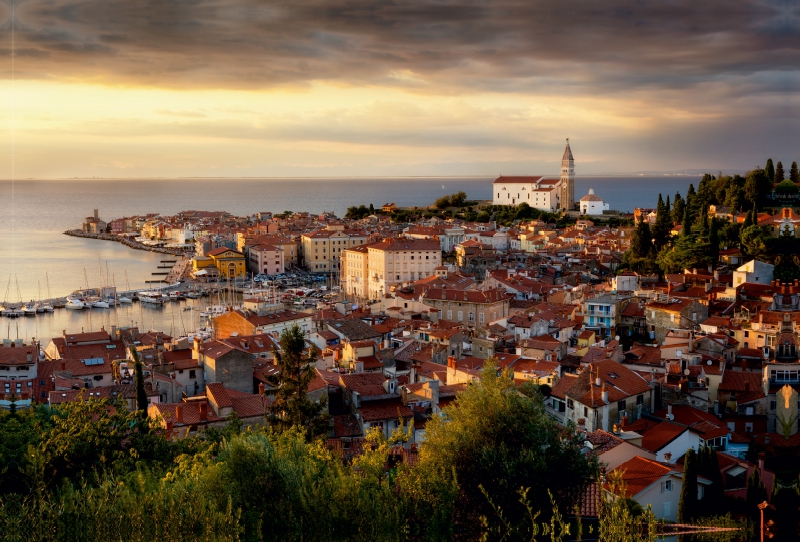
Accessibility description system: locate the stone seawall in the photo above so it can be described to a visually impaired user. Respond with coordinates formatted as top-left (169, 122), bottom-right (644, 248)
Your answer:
top-left (63, 230), bottom-right (190, 256)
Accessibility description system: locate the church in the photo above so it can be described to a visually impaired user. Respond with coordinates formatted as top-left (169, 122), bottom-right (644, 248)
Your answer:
top-left (492, 140), bottom-right (575, 212)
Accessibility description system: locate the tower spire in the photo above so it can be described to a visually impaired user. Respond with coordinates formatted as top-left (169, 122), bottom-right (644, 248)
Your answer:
top-left (560, 139), bottom-right (575, 211)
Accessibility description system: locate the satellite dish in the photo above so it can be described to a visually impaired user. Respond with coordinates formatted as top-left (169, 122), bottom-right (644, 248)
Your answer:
top-left (676, 350), bottom-right (683, 358)
top-left (614, 335), bottom-right (620, 341)
top-left (707, 359), bottom-right (712, 366)
top-left (684, 369), bottom-right (690, 376)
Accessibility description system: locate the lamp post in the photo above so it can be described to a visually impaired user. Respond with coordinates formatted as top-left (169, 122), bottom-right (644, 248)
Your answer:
top-left (758, 500), bottom-right (768, 542)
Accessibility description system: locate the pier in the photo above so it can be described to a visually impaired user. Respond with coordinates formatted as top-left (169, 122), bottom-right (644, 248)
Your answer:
top-left (63, 230), bottom-right (190, 256)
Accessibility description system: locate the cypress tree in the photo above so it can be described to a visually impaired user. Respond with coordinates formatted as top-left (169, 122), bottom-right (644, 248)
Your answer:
top-left (673, 192), bottom-right (685, 225)
top-left (745, 467), bottom-right (769, 516)
top-left (775, 161), bottom-right (785, 182)
top-left (791, 161), bottom-right (799, 183)
top-left (678, 448), bottom-right (699, 523)
top-left (681, 203), bottom-right (692, 236)
top-left (631, 219), bottom-right (653, 258)
top-left (131, 346), bottom-right (148, 412)
top-left (653, 194), bottom-right (672, 249)
top-left (742, 207), bottom-right (754, 229)
top-left (708, 217), bottom-right (720, 263)
top-left (766, 158), bottom-right (775, 183)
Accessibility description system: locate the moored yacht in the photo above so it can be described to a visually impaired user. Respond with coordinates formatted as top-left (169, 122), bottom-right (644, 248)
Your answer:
top-left (139, 291), bottom-right (167, 305)
top-left (65, 298), bottom-right (85, 310)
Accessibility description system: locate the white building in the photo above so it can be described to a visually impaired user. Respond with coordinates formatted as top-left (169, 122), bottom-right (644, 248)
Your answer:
top-left (579, 188), bottom-right (610, 215)
top-left (367, 238), bottom-right (442, 299)
top-left (491, 140), bottom-right (575, 211)
top-left (733, 259), bottom-right (774, 286)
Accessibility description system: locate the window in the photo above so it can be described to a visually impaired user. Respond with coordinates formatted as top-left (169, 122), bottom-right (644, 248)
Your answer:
top-left (663, 502), bottom-right (671, 518)
top-left (479, 313), bottom-right (485, 324)
top-left (637, 394), bottom-right (644, 405)
top-left (617, 400), bottom-right (626, 412)
top-left (189, 369), bottom-right (196, 379)
top-left (770, 400), bottom-right (776, 411)
top-left (583, 407), bottom-right (588, 417)
top-left (661, 480), bottom-right (673, 493)
top-left (567, 399), bottom-right (574, 409)
top-left (458, 311), bottom-right (463, 321)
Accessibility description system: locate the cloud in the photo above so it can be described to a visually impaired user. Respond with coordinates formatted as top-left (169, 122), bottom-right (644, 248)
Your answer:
top-left (4, 0), bottom-right (798, 96)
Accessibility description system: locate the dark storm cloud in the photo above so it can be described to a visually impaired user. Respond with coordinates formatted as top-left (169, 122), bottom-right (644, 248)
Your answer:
top-left (3, 0), bottom-right (798, 93)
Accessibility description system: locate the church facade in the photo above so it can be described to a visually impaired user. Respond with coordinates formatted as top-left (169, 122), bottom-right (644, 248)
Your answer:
top-left (492, 140), bottom-right (575, 211)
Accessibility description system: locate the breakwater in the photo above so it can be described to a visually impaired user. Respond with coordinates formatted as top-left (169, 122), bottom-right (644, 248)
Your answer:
top-left (63, 230), bottom-right (190, 256)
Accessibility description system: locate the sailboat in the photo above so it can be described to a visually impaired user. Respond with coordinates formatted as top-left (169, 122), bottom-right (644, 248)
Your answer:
top-left (42, 275), bottom-right (54, 312)
top-left (119, 270), bottom-right (133, 304)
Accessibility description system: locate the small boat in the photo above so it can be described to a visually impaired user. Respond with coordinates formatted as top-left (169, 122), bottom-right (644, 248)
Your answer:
top-left (139, 291), bottom-right (167, 305)
top-left (65, 298), bottom-right (85, 310)
top-left (42, 302), bottom-right (54, 313)
top-left (92, 299), bottom-right (110, 309)
top-left (23, 302), bottom-right (38, 316)
top-left (118, 296), bottom-right (133, 304)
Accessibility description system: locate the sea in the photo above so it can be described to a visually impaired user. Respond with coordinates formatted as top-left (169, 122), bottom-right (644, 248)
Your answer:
top-left (0, 175), bottom-right (698, 341)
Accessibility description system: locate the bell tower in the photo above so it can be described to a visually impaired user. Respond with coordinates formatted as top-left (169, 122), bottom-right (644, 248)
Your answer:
top-left (560, 139), bottom-right (575, 211)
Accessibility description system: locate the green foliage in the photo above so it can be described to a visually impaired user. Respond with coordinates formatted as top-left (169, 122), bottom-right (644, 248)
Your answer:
top-left (696, 446), bottom-right (724, 517)
top-left (790, 161), bottom-right (799, 183)
top-left (266, 325), bottom-right (330, 440)
top-left (344, 205), bottom-right (372, 220)
top-left (630, 219), bottom-right (653, 259)
top-left (766, 158), bottom-right (775, 183)
top-left (435, 191), bottom-right (468, 209)
top-left (745, 467), bottom-right (768, 518)
top-left (673, 192), bottom-right (686, 225)
top-left (774, 180), bottom-right (798, 194)
top-left (775, 161), bottom-right (785, 183)
top-left (419, 361), bottom-right (596, 529)
top-left (131, 346), bottom-right (148, 412)
top-left (744, 168), bottom-right (771, 204)
top-left (652, 194), bottom-right (673, 250)
top-left (678, 448), bottom-right (699, 523)
top-left (740, 225), bottom-right (770, 260)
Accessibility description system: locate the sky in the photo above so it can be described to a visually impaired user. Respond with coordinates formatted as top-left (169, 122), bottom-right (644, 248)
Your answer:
top-left (1, 0), bottom-right (799, 178)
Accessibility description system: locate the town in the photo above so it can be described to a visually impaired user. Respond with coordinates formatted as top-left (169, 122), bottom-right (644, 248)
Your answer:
top-left (4, 150), bottom-right (800, 539)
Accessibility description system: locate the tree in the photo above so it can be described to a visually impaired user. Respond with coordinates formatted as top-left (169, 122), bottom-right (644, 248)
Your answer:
top-left (267, 324), bottom-right (330, 439)
top-left (450, 191), bottom-right (468, 207)
top-left (630, 219), bottom-right (653, 258)
top-left (681, 203), bottom-right (692, 236)
top-left (434, 195), bottom-right (451, 209)
top-left (678, 448), bottom-right (699, 523)
top-left (708, 217), bottom-right (720, 263)
top-left (744, 168), bottom-right (771, 204)
top-left (369, 203), bottom-right (374, 214)
top-left (741, 225), bottom-right (770, 260)
top-left (672, 192), bottom-right (686, 225)
top-left (775, 161), bottom-right (785, 182)
top-left (790, 161), bottom-right (799, 183)
top-left (745, 467), bottom-right (769, 517)
top-left (417, 361), bottom-right (595, 528)
top-left (653, 194), bottom-right (673, 249)
top-left (696, 446), bottom-right (724, 517)
top-left (131, 346), bottom-right (148, 412)
top-left (766, 158), bottom-right (775, 183)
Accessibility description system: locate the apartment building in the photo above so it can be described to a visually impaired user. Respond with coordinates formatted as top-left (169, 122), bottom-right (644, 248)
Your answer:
top-left (365, 238), bottom-right (442, 299)
top-left (302, 224), bottom-right (369, 272)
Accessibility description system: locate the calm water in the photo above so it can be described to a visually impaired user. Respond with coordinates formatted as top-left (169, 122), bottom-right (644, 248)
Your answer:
top-left (1, 175), bottom-right (698, 340)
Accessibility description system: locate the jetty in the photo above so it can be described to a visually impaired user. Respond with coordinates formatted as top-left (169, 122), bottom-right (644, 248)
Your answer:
top-left (63, 230), bottom-right (190, 256)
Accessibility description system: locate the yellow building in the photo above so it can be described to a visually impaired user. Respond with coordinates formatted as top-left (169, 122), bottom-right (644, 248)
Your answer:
top-left (302, 224), bottom-right (369, 272)
top-left (207, 247), bottom-right (246, 278)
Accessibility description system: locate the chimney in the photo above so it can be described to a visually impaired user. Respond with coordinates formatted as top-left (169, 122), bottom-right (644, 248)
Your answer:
top-left (758, 452), bottom-right (765, 473)
top-left (620, 411), bottom-right (628, 428)
top-left (601, 383), bottom-right (608, 403)
top-left (667, 404), bottom-right (673, 419)
top-left (258, 382), bottom-right (265, 395)
top-left (595, 376), bottom-right (602, 387)
top-left (199, 402), bottom-right (208, 422)
top-left (175, 405), bottom-right (184, 424)
top-left (409, 363), bottom-right (417, 384)
top-left (664, 452), bottom-right (673, 463)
